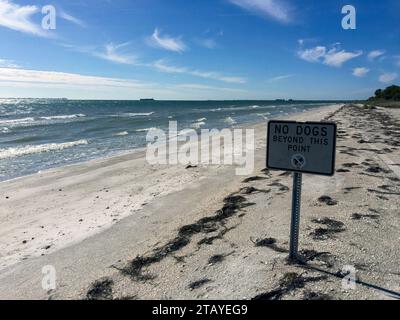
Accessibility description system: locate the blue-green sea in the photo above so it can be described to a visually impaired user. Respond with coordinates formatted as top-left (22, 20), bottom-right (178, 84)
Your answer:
top-left (0, 99), bottom-right (343, 181)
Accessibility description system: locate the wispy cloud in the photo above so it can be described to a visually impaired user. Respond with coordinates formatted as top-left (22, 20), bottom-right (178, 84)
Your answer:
top-left (59, 10), bottom-right (85, 27)
top-left (298, 46), bottom-right (326, 63)
top-left (268, 74), bottom-right (294, 82)
top-left (298, 44), bottom-right (362, 67)
top-left (152, 60), bottom-right (247, 84)
top-left (379, 72), bottom-right (398, 83)
top-left (92, 43), bottom-right (137, 65)
top-left (0, 58), bottom-right (20, 68)
top-left (0, 67), bottom-right (247, 99)
top-left (368, 50), bottom-right (385, 61)
top-left (65, 42), bottom-right (243, 84)
top-left (147, 28), bottom-right (187, 53)
top-left (324, 49), bottom-right (362, 67)
top-left (0, 67), bottom-right (150, 88)
top-left (352, 67), bottom-right (369, 77)
top-left (195, 38), bottom-right (218, 49)
top-left (227, 0), bottom-right (292, 23)
top-left (0, 0), bottom-right (49, 37)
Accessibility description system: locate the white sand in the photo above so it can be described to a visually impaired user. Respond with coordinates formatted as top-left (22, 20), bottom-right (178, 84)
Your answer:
top-left (9, 103), bottom-right (400, 301)
top-left (0, 104), bottom-right (342, 271)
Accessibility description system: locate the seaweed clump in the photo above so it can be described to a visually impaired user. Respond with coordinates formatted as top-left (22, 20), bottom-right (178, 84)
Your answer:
top-left (118, 193), bottom-right (254, 281)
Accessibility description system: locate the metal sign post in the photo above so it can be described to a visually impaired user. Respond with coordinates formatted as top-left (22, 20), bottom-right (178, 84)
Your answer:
top-left (289, 172), bottom-right (302, 261)
top-left (266, 120), bottom-right (337, 262)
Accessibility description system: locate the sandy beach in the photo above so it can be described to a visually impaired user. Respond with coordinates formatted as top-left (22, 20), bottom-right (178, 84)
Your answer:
top-left (1, 103), bottom-right (399, 300)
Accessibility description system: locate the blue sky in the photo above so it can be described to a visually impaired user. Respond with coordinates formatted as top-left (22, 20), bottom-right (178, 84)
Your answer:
top-left (0, 0), bottom-right (399, 100)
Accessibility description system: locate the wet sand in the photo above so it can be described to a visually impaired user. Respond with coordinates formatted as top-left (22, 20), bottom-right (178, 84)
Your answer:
top-left (1, 103), bottom-right (399, 300)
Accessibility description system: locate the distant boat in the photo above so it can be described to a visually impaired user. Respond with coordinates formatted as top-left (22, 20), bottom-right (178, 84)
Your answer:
top-left (140, 98), bottom-right (155, 102)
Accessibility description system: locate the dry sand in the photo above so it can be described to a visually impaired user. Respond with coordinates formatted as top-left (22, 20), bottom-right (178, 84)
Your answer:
top-left (0, 103), bottom-right (399, 300)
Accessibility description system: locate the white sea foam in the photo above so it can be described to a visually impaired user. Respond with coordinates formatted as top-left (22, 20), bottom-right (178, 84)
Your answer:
top-left (0, 117), bottom-right (35, 125)
top-left (224, 116), bottom-right (236, 125)
top-left (40, 114), bottom-right (86, 120)
top-left (192, 118), bottom-right (207, 129)
top-left (113, 131), bottom-right (129, 136)
top-left (118, 112), bottom-right (155, 117)
top-left (0, 140), bottom-right (88, 160)
top-left (191, 121), bottom-right (206, 129)
top-left (1, 127), bottom-right (10, 133)
top-left (211, 105), bottom-right (262, 112)
top-left (136, 127), bottom-right (157, 132)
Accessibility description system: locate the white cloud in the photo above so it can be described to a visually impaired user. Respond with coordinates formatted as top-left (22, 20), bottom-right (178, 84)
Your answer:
top-left (152, 60), bottom-right (246, 84)
top-left (228, 0), bottom-right (291, 23)
top-left (0, 58), bottom-right (20, 68)
top-left (298, 45), bottom-right (362, 67)
top-left (195, 38), bottom-right (217, 49)
top-left (152, 60), bottom-right (187, 73)
top-left (379, 72), bottom-right (398, 84)
top-left (0, 0), bottom-right (48, 36)
top-left (269, 74), bottom-right (294, 82)
top-left (352, 67), bottom-right (369, 77)
top-left (368, 50), bottom-right (385, 61)
top-left (0, 67), bottom-right (249, 100)
top-left (298, 46), bottom-right (326, 63)
top-left (324, 48), bottom-right (362, 67)
top-left (64, 43), bottom-right (244, 84)
top-left (147, 28), bottom-right (187, 53)
top-left (93, 43), bottom-right (136, 65)
top-left (0, 67), bottom-right (150, 88)
top-left (59, 10), bottom-right (85, 27)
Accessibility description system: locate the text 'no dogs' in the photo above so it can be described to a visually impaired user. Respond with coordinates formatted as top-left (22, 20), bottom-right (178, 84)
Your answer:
top-left (267, 121), bottom-right (337, 176)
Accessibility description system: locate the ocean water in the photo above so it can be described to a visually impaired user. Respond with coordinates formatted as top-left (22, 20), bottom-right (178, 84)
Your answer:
top-left (0, 99), bottom-right (342, 181)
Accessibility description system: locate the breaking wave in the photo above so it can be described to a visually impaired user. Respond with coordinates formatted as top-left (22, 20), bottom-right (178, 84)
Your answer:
top-left (210, 105), bottom-right (261, 112)
top-left (115, 112), bottom-right (155, 117)
top-left (0, 117), bottom-right (35, 125)
top-left (135, 127), bottom-right (157, 132)
top-left (40, 114), bottom-right (86, 120)
top-left (224, 117), bottom-right (236, 125)
top-left (0, 140), bottom-right (89, 160)
top-left (113, 131), bottom-right (129, 136)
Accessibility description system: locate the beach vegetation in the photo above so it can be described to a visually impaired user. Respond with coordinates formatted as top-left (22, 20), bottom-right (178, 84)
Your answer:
top-left (369, 85), bottom-right (400, 101)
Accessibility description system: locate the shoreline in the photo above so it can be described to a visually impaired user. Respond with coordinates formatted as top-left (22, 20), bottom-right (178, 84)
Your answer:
top-left (3, 102), bottom-right (399, 300)
top-left (0, 104), bottom-right (342, 273)
top-left (0, 103), bottom-right (343, 184)
top-left (79, 103), bottom-right (399, 300)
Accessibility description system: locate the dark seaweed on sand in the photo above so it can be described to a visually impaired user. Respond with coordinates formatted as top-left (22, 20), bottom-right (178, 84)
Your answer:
top-left (252, 237), bottom-right (287, 253)
top-left (118, 193), bottom-right (254, 281)
top-left (189, 278), bottom-right (211, 290)
top-left (318, 196), bottom-right (338, 206)
top-left (252, 272), bottom-right (327, 300)
top-left (310, 217), bottom-right (345, 240)
top-left (242, 176), bottom-right (267, 183)
top-left (86, 278), bottom-right (114, 300)
top-left (303, 290), bottom-right (332, 300)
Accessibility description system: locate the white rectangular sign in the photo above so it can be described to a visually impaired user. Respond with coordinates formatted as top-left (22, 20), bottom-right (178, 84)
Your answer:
top-left (267, 120), bottom-right (337, 176)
